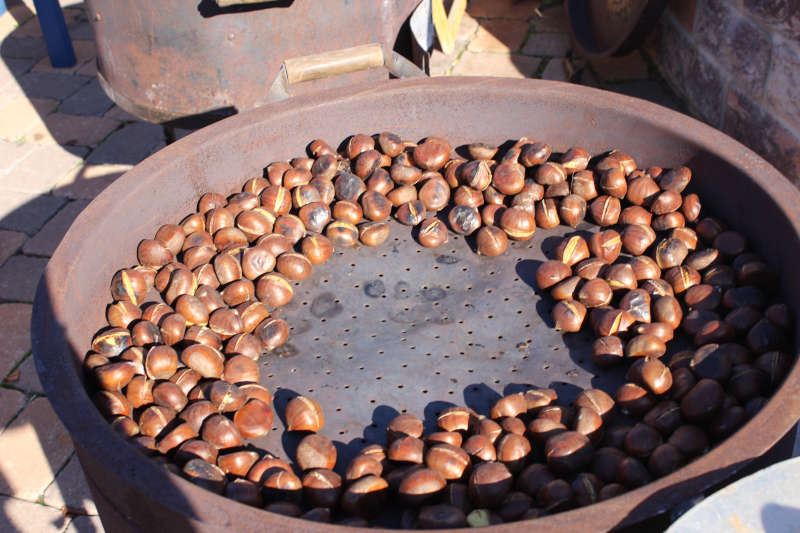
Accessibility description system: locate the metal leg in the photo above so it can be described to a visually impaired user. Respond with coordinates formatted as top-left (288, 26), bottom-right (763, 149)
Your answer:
top-left (31, 0), bottom-right (76, 68)
top-left (163, 125), bottom-right (176, 145)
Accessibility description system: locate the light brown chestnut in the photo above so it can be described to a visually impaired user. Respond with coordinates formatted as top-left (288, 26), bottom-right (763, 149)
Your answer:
top-left (285, 396), bottom-right (324, 432)
top-left (552, 300), bottom-right (586, 332)
top-left (296, 433), bottom-right (337, 471)
top-left (589, 195), bottom-right (621, 226)
top-left (554, 235), bottom-right (590, 266)
top-left (325, 220), bottom-right (359, 247)
top-left (499, 207), bottom-right (536, 241)
top-left (475, 226), bottom-right (508, 257)
top-left (276, 252), bottom-right (313, 281)
top-left (535, 198), bottom-right (561, 228)
top-left (418, 218), bottom-right (449, 248)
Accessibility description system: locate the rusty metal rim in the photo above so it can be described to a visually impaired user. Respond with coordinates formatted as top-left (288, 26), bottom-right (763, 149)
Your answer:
top-left (33, 77), bottom-right (800, 532)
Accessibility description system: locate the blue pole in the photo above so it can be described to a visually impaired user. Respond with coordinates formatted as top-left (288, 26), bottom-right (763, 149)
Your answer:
top-left (31, 0), bottom-right (76, 68)
top-left (1, 1), bottom-right (7, 17)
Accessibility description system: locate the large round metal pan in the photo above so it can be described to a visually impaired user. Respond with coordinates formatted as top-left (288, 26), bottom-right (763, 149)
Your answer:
top-left (33, 77), bottom-right (800, 532)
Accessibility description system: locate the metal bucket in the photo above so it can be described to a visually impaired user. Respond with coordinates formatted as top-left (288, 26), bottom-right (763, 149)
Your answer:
top-left (85, 0), bottom-right (421, 124)
top-left (33, 77), bottom-right (800, 531)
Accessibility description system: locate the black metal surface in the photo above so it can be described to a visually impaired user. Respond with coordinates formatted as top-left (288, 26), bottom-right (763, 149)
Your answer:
top-left (256, 220), bottom-right (627, 467)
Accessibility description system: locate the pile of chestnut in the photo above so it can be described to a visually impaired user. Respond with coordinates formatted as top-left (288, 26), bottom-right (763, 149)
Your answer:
top-left (85, 131), bottom-right (794, 528)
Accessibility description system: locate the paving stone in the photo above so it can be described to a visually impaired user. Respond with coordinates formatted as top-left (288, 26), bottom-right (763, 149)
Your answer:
top-left (0, 255), bottom-right (48, 301)
top-left (5, 0), bottom-right (37, 19)
top-left (0, 230), bottom-right (26, 264)
top-left (467, 18), bottom-right (531, 53)
top-left (0, 96), bottom-right (58, 142)
top-left (69, 21), bottom-right (95, 40)
top-left (4, 353), bottom-right (43, 394)
top-left (0, 35), bottom-right (48, 60)
top-left (659, 13), bottom-right (727, 127)
top-left (0, 495), bottom-right (70, 532)
top-left (0, 79), bottom-right (28, 111)
top-left (86, 122), bottom-right (165, 166)
top-left (765, 40), bottom-right (800, 132)
top-left (58, 79), bottom-right (114, 117)
top-left (103, 105), bottom-right (141, 122)
top-left (54, 163), bottom-right (132, 200)
top-left (430, 49), bottom-right (455, 76)
top-left (532, 4), bottom-right (570, 32)
top-left (0, 303), bottom-right (32, 380)
top-left (0, 398), bottom-right (74, 500)
top-left (43, 454), bottom-right (97, 515)
top-left (172, 128), bottom-right (195, 142)
top-left (14, 3), bottom-right (82, 37)
top-left (539, 58), bottom-right (567, 81)
top-left (590, 51), bottom-right (649, 82)
top-left (0, 386), bottom-right (28, 430)
top-left (25, 114), bottom-right (120, 146)
top-left (18, 72), bottom-right (91, 100)
top-left (2, 57), bottom-right (35, 77)
top-left (0, 11), bottom-right (23, 37)
top-left (64, 515), bottom-right (105, 533)
top-left (607, 80), bottom-right (684, 112)
top-left (149, 140), bottom-right (167, 156)
top-left (0, 57), bottom-right (31, 92)
top-left (468, 0), bottom-right (541, 20)
top-left (0, 139), bottom-right (37, 173)
top-left (724, 85), bottom-right (800, 186)
top-left (744, 0), bottom-right (800, 42)
top-left (0, 191), bottom-right (67, 235)
top-left (452, 51), bottom-right (541, 78)
top-left (13, 14), bottom-right (44, 36)
top-left (76, 59), bottom-right (97, 77)
top-left (32, 40), bottom-right (96, 74)
top-left (521, 31), bottom-right (571, 57)
top-left (456, 12), bottom-right (480, 45)
top-left (695, 0), bottom-right (771, 96)
top-left (23, 199), bottom-right (89, 256)
top-left (33, 98), bottom-right (59, 116)
top-left (0, 145), bottom-right (87, 194)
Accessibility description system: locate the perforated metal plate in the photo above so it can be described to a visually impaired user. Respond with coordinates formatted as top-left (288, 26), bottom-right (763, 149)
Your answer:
top-left (251, 219), bottom-right (641, 470)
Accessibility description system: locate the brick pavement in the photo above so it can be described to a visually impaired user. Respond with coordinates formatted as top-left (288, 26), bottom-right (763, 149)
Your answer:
top-left (0, 1), bottom-right (157, 530)
top-left (0, 0), bottom-right (737, 531)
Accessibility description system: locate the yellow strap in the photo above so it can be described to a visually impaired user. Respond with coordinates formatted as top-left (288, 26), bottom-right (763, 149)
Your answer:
top-left (432, 0), bottom-right (467, 56)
